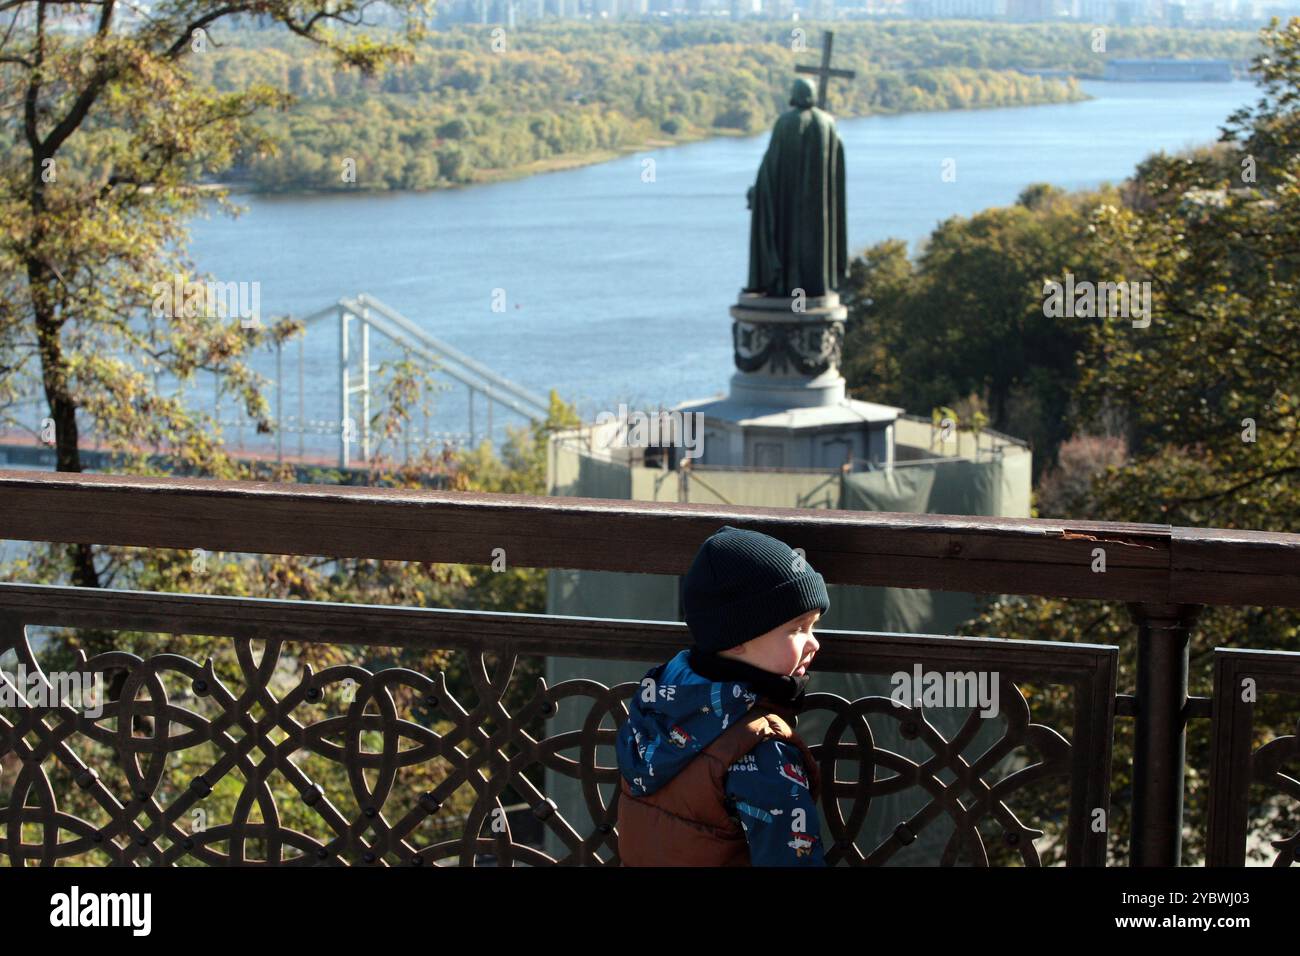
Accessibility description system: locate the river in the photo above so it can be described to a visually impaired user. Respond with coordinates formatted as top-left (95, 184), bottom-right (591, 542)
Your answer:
top-left (186, 79), bottom-right (1255, 451)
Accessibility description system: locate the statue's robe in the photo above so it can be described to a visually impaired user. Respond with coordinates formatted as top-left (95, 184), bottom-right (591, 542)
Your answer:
top-left (746, 105), bottom-right (848, 299)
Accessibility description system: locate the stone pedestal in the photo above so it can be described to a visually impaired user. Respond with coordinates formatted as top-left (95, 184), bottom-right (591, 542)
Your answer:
top-left (729, 292), bottom-right (847, 409)
top-left (670, 290), bottom-right (901, 470)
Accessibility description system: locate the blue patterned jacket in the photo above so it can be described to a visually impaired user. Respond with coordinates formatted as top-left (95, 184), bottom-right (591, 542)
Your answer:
top-left (615, 648), bottom-right (826, 866)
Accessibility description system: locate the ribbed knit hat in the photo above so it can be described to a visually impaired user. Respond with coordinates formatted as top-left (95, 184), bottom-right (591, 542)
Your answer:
top-left (681, 525), bottom-right (830, 653)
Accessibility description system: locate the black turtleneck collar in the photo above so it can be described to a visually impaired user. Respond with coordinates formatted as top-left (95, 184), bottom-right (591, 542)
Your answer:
top-left (688, 647), bottom-right (810, 709)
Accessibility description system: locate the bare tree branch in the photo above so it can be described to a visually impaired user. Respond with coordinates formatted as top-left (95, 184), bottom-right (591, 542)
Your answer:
top-left (162, 4), bottom-right (251, 60)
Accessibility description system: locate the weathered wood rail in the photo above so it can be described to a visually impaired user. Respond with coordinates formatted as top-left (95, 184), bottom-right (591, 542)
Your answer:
top-left (2, 469), bottom-right (1298, 605)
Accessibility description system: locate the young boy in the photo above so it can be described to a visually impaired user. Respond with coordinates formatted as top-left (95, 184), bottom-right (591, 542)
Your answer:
top-left (615, 524), bottom-right (829, 866)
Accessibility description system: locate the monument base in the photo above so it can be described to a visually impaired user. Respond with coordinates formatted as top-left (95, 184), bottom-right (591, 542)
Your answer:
top-left (728, 368), bottom-right (846, 409)
top-left (730, 291), bottom-right (848, 404)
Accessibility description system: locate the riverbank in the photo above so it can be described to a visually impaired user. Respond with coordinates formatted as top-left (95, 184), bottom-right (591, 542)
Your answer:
top-left (440, 87), bottom-right (1095, 191)
top-left (214, 82), bottom-right (1090, 196)
top-left (192, 20), bottom-right (1197, 195)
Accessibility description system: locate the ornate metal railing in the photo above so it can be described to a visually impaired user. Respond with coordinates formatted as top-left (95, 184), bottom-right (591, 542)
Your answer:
top-left (1207, 648), bottom-right (1300, 866)
top-left (0, 585), bottom-right (1115, 866)
top-left (0, 469), bottom-right (1297, 866)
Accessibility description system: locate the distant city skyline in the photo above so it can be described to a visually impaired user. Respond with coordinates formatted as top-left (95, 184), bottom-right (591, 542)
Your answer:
top-left (29, 0), bottom-right (1298, 31)
top-left (436, 0), bottom-right (1299, 27)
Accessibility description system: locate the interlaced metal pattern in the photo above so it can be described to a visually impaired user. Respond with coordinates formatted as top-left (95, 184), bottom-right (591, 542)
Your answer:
top-left (1207, 648), bottom-right (1300, 867)
top-left (0, 599), bottom-right (1119, 866)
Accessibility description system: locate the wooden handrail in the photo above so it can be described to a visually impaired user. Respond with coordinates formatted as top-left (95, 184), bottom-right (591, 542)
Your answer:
top-left (1, 469), bottom-right (1298, 607)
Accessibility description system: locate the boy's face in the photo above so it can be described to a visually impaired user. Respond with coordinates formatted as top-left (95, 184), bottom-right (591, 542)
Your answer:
top-left (718, 610), bottom-right (821, 677)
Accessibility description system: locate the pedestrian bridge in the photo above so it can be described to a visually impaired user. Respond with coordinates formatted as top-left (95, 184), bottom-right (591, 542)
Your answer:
top-left (0, 294), bottom-right (549, 474)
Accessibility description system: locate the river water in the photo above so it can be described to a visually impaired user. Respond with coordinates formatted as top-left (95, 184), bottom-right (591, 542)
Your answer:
top-left (186, 79), bottom-right (1254, 451)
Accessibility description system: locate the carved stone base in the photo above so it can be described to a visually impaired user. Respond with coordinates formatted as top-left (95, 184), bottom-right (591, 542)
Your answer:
top-left (729, 292), bottom-right (847, 402)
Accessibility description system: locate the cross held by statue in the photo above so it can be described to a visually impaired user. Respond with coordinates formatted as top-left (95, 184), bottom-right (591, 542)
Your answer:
top-left (796, 31), bottom-right (856, 111)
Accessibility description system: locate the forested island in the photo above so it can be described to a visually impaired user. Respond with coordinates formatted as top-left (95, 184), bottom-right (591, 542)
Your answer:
top-left (193, 20), bottom-right (1259, 193)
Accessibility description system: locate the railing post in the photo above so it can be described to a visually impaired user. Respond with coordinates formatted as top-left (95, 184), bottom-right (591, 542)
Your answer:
top-left (1127, 602), bottom-right (1202, 866)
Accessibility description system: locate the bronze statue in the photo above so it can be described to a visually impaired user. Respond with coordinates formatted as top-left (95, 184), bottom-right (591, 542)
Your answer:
top-left (745, 77), bottom-right (848, 300)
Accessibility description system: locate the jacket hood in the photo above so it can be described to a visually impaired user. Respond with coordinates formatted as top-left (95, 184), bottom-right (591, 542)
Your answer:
top-left (616, 649), bottom-right (760, 797)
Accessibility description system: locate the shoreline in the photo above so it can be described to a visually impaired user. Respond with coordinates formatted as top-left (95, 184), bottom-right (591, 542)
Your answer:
top-left (210, 88), bottom-right (1090, 198)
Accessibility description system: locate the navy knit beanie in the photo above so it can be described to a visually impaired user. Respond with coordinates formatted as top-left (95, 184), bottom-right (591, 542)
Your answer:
top-left (682, 525), bottom-right (830, 653)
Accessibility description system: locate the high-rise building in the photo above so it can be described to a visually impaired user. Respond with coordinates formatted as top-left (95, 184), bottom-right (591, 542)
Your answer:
top-left (1074, 0), bottom-right (1115, 21)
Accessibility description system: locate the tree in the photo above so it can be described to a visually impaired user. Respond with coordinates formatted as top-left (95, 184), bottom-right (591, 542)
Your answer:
top-left (967, 18), bottom-right (1300, 865)
top-left (1079, 20), bottom-right (1300, 530)
top-left (0, 0), bottom-right (429, 589)
top-left (841, 184), bottom-right (1110, 475)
